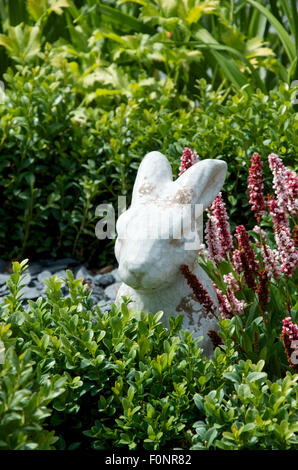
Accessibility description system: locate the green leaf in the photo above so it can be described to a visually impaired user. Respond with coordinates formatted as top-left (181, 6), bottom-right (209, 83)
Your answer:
top-left (238, 383), bottom-right (251, 401)
top-left (138, 334), bottom-right (151, 360)
top-left (49, 0), bottom-right (71, 16)
top-left (239, 423), bottom-right (255, 435)
top-left (153, 311), bottom-right (164, 323)
top-left (26, 0), bottom-right (48, 20)
top-left (194, 28), bottom-right (253, 91)
top-left (96, 331), bottom-right (106, 343)
top-left (97, 4), bottom-right (155, 34)
top-left (246, 372), bottom-right (267, 383)
top-left (218, 260), bottom-right (232, 275)
top-left (83, 330), bottom-right (94, 342)
top-left (259, 346), bottom-right (267, 361)
top-left (206, 428), bottom-right (218, 448)
top-left (223, 372), bottom-right (241, 385)
top-left (246, 0), bottom-right (295, 62)
top-left (246, 297), bottom-right (259, 327)
top-left (194, 393), bottom-right (204, 413)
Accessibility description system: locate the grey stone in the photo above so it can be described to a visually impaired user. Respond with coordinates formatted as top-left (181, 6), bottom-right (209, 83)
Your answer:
top-left (91, 285), bottom-right (105, 298)
top-left (21, 273), bottom-right (31, 286)
top-left (47, 258), bottom-right (79, 273)
top-left (32, 280), bottom-right (46, 293)
top-left (110, 268), bottom-right (121, 282)
top-left (75, 266), bottom-right (94, 282)
top-left (21, 286), bottom-right (42, 300)
top-left (104, 282), bottom-right (121, 301)
top-left (0, 284), bottom-right (9, 295)
top-left (37, 270), bottom-right (52, 283)
top-left (28, 263), bottom-right (42, 277)
top-left (0, 274), bottom-right (10, 286)
top-left (94, 273), bottom-right (114, 287)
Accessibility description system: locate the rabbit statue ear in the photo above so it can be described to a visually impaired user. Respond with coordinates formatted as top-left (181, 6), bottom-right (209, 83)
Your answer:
top-left (132, 151), bottom-right (173, 205)
top-left (174, 159), bottom-right (227, 209)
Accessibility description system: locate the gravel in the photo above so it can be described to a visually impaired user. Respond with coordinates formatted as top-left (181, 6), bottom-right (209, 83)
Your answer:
top-left (104, 282), bottom-right (122, 300)
top-left (37, 270), bottom-right (52, 282)
top-left (94, 273), bottom-right (115, 287)
top-left (0, 274), bottom-right (10, 286)
top-left (0, 258), bottom-right (122, 312)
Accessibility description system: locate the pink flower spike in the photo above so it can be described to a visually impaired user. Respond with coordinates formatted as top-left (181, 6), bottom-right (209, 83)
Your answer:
top-left (213, 282), bottom-right (245, 319)
top-left (281, 317), bottom-right (298, 373)
top-left (223, 273), bottom-right (246, 315)
top-left (232, 249), bottom-right (243, 274)
top-left (205, 210), bottom-right (224, 263)
top-left (261, 245), bottom-right (283, 280)
top-left (248, 152), bottom-right (266, 222)
top-left (181, 264), bottom-right (216, 315)
top-left (252, 225), bottom-right (283, 280)
top-left (213, 285), bottom-right (233, 319)
top-left (282, 317), bottom-right (298, 341)
top-left (235, 225), bottom-right (259, 272)
top-left (274, 224), bottom-right (298, 277)
top-left (268, 153), bottom-right (288, 208)
top-left (267, 195), bottom-right (288, 227)
top-left (210, 193), bottom-right (233, 257)
top-left (268, 153), bottom-right (298, 218)
top-left (285, 168), bottom-right (298, 217)
top-left (223, 273), bottom-right (240, 292)
top-left (178, 147), bottom-right (199, 175)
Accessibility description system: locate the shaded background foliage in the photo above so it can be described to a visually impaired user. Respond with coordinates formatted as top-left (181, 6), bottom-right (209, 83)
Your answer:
top-left (0, 0), bottom-right (297, 92)
top-left (0, 61), bottom-right (297, 264)
top-left (0, 0), bottom-right (297, 265)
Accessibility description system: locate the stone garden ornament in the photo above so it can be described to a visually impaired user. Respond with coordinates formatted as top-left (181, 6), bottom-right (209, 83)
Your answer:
top-left (115, 151), bottom-right (227, 356)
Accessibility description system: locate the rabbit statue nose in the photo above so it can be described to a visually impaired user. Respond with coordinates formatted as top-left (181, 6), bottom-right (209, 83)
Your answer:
top-left (119, 261), bottom-right (146, 288)
top-left (129, 269), bottom-right (146, 287)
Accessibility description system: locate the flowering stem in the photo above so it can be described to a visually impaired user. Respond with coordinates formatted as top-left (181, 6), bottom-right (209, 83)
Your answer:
top-left (285, 277), bottom-right (291, 314)
top-left (258, 220), bottom-right (268, 270)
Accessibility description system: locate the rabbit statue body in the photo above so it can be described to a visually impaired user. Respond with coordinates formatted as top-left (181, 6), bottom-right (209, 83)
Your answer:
top-left (115, 151), bottom-right (227, 356)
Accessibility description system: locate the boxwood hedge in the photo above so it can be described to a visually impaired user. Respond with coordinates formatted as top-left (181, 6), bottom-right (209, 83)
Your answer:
top-left (0, 261), bottom-right (297, 450)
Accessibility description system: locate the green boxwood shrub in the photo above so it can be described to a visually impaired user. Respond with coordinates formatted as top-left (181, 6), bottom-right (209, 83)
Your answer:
top-left (0, 344), bottom-right (67, 450)
top-left (0, 261), bottom-right (297, 450)
top-left (0, 60), bottom-right (297, 264)
top-left (191, 363), bottom-right (298, 450)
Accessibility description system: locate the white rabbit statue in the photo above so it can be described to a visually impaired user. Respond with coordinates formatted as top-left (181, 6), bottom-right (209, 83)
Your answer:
top-left (115, 151), bottom-right (227, 356)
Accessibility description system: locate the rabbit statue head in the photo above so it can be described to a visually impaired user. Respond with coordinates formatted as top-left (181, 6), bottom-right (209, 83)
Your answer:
top-left (115, 151), bottom-right (227, 356)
